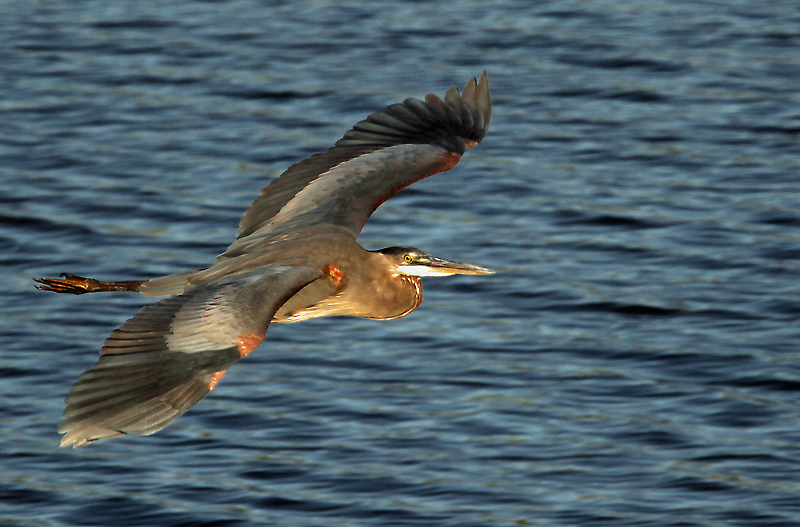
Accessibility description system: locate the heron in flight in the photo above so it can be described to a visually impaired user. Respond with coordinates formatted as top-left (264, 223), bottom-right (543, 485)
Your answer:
top-left (36, 72), bottom-right (492, 448)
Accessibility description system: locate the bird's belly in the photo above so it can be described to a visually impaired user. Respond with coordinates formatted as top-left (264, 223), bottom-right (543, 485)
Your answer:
top-left (271, 267), bottom-right (422, 323)
top-left (272, 288), bottom-right (419, 323)
top-left (272, 299), bottom-right (338, 323)
top-left (271, 294), bottom-right (362, 323)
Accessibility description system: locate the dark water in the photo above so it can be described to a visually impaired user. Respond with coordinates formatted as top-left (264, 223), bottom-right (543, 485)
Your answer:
top-left (3, 0), bottom-right (800, 525)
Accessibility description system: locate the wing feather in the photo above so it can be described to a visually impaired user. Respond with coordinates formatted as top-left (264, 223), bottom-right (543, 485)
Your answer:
top-left (59, 266), bottom-right (321, 448)
top-left (236, 72), bottom-right (491, 240)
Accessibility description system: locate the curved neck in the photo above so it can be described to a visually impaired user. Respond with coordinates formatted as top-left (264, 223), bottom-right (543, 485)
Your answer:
top-left (379, 274), bottom-right (422, 320)
top-left (359, 252), bottom-right (423, 320)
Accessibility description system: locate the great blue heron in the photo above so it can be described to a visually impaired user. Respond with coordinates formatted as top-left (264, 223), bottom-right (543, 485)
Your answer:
top-left (35, 72), bottom-right (493, 448)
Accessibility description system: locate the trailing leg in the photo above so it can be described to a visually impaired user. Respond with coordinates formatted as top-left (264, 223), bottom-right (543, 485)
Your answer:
top-left (34, 274), bottom-right (146, 295)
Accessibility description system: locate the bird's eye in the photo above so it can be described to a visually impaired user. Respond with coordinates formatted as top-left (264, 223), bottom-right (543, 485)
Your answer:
top-left (404, 254), bottom-right (413, 263)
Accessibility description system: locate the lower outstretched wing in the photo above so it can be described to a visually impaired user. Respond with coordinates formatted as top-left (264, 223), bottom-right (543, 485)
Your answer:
top-left (59, 266), bottom-right (321, 448)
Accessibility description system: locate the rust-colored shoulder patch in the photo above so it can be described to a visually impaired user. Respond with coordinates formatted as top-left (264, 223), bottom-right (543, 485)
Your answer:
top-left (238, 333), bottom-right (263, 358)
top-left (208, 370), bottom-right (227, 390)
top-left (323, 264), bottom-right (345, 287)
top-left (439, 151), bottom-right (463, 171)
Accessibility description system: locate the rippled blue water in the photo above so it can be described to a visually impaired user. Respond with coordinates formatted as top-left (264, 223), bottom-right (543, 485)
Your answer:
top-left (3, 0), bottom-right (800, 525)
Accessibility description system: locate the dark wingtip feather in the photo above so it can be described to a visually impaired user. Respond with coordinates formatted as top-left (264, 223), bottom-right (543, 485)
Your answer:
top-left (476, 71), bottom-right (491, 129)
top-left (335, 74), bottom-right (490, 155)
top-left (61, 426), bottom-right (124, 448)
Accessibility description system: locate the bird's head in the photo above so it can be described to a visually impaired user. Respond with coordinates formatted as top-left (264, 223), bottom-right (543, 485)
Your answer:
top-left (377, 246), bottom-right (493, 278)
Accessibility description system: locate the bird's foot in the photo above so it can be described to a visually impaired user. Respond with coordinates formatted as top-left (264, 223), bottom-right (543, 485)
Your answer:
top-left (34, 274), bottom-right (101, 295)
top-left (34, 274), bottom-right (146, 294)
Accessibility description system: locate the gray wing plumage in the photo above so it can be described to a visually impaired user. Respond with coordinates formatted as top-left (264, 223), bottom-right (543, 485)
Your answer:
top-left (234, 72), bottom-right (491, 242)
top-left (59, 266), bottom-right (320, 448)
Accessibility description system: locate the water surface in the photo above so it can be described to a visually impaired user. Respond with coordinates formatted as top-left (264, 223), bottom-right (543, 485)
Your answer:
top-left (3, 1), bottom-right (800, 525)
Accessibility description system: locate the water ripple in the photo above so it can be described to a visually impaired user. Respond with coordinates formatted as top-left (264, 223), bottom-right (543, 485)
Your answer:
top-left (3, 0), bottom-right (800, 526)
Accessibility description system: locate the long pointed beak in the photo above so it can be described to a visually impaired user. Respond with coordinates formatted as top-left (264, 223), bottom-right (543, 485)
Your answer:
top-left (430, 256), bottom-right (494, 275)
top-left (401, 257), bottom-right (494, 277)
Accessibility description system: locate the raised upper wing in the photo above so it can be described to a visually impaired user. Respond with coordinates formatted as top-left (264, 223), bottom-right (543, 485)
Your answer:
top-left (58, 266), bottom-right (320, 448)
top-left (234, 72), bottom-right (491, 243)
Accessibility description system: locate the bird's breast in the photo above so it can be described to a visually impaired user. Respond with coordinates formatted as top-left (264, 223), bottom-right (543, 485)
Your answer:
top-left (357, 274), bottom-right (422, 321)
top-left (273, 270), bottom-right (421, 323)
